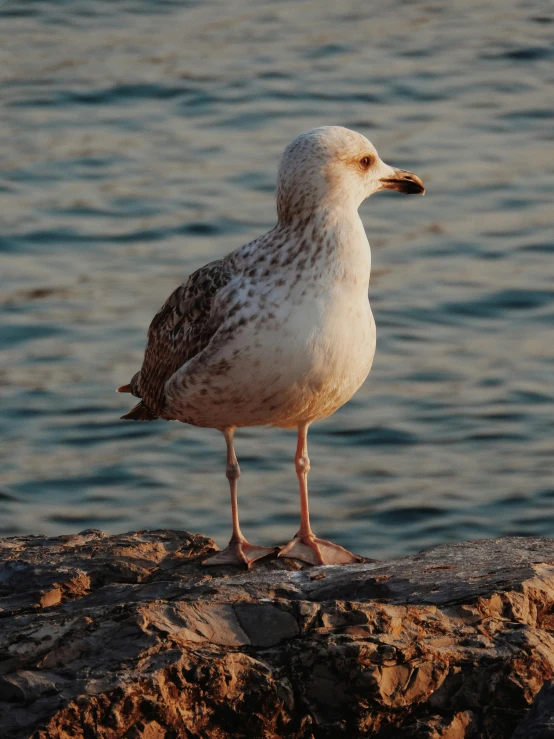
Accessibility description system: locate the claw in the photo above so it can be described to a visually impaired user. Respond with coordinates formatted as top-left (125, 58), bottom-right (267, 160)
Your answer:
top-left (278, 534), bottom-right (362, 566)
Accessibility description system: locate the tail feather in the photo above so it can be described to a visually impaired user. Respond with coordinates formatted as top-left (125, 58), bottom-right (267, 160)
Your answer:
top-left (117, 372), bottom-right (141, 397)
top-left (121, 401), bottom-right (158, 421)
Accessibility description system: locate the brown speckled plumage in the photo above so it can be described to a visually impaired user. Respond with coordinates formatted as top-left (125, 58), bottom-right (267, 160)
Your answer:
top-left (123, 258), bottom-right (236, 419)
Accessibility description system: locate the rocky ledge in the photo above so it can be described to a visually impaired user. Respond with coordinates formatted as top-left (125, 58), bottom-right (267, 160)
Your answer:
top-left (1, 532), bottom-right (554, 739)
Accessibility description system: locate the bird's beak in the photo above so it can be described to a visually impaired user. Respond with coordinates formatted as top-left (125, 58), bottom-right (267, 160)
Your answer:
top-left (379, 168), bottom-right (425, 196)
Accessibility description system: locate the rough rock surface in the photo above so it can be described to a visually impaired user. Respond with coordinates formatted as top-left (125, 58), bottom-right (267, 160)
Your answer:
top-left (1, 531), bottom-right (554, 739)
top-left (512, 679), bottom-right (554, 738)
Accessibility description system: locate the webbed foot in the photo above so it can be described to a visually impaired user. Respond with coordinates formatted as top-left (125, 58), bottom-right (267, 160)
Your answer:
top-left (278, 534), bottom-right (362, 566)
top-left (203, 539), bottom-right (277, 569)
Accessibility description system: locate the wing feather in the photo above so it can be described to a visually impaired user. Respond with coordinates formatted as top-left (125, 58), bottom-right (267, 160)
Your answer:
top-left (122, 258), bottom-right (234, 419)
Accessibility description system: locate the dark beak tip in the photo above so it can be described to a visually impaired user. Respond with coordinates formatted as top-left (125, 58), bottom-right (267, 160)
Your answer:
top-left (380, 171), bottom-right (425, 196)
top-left (405, 182), bottom-right (425, 196)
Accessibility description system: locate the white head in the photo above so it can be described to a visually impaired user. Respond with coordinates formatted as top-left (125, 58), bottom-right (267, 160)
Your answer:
top-left (276, 126), bottom-right (424, 223)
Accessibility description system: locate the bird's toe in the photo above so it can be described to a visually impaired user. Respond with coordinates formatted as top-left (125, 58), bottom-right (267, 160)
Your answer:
top-left (278, 534), bottom-right (363, 566)
top-left (202, 540), bottom-right (277, 569)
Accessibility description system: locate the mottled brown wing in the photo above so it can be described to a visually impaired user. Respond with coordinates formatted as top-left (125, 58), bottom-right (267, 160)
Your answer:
top-left (124, 258), bottom-right (234, 419)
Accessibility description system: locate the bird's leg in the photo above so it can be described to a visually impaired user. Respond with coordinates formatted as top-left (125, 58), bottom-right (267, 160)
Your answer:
top-left (203, 426), bottom-right (277, 569)
top-left (278, 423), bottom-right (363, 566)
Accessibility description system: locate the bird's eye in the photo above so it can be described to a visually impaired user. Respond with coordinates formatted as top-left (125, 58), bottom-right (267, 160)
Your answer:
top-left (360, 156), bottom-right (372, 169)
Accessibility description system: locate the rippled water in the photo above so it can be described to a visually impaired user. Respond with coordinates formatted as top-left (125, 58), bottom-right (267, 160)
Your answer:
top-left (1, 0), bottom-right (553, 558)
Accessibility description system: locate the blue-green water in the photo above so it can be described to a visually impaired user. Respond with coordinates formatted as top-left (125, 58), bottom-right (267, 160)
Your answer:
top-left (1, 0), bottom-right (553, 558)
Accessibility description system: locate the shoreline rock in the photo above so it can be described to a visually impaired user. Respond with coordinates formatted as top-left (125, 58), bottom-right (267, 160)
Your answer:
top-left (1, 531), bottom-right (553, 738)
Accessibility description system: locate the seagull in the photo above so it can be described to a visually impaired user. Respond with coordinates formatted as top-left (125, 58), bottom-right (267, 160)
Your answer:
top-left (117, 126), bottom-right (424, 568)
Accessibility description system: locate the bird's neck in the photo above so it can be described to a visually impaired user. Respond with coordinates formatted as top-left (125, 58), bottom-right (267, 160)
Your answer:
top-left (277, 204), bottom-right (371, 284)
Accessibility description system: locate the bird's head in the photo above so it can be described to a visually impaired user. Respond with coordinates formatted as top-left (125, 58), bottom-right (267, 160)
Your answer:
top-left (276, 126), bottom-right (424, 223)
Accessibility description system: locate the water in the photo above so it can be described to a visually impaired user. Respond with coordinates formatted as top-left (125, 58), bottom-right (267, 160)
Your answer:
top-left (1, 0), bottom-right (553, 559)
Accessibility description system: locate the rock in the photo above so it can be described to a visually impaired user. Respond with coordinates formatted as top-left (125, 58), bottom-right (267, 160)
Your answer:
top-left (512, 679), bottom-right (554, 738)
top-left (1, 531), bottom-right (554, 738)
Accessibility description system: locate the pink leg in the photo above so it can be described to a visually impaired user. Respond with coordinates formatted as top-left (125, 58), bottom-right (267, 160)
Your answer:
top-left (278, 422), bottom-right (362, 566)
top-left (203, 426), bottom-right (277, 569)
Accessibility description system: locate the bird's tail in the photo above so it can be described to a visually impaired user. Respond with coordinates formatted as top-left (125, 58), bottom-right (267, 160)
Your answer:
top-left (120, 401), bottom-right (158, 421)
top-left (117, 372), bottom-right (157, 420)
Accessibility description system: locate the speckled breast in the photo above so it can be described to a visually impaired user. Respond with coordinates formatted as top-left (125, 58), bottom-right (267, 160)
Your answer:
top-left (164, 287), bottom-right (376, 430)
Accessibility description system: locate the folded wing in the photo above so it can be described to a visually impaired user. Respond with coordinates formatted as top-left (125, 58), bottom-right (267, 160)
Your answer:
top-left (119, 258), bottom-right (234, 420)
